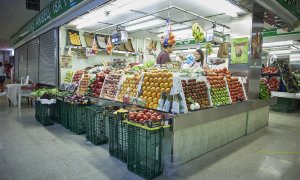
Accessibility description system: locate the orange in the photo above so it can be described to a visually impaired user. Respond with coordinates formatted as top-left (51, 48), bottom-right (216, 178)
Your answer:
top-left (147, 97), bottom-right (153, 103)
top-left (152, 92), bottom-right (157, 98)
top-left (154, 83), bottom-right (159, 87)
top-left (167, 73), bottom-right (173, 78)
top-left (144, 72), bottom-right (150, 77)
top-left (160, 83), bottom-right (164, 88)
top-left (163, 77), bottom-right (168, 82)
top-left (149, 102), bottom-right (154, 109)
top-left (143, 91), bottom-right (147, 97)
top-left (144, 77), bottom-right (149, 82)
top-left (169, 82), bottom-right (173, 88)
top-left (145, 82), bottom-right (150, 86)
top-left (146, 86), bottom-right (151, 91)
top-left (150, 82), bottom-right (155, 87)
top-left (165, 88), bottom-right (171, 93)
top-left (157, 77), bottom-right (163, 83)
top-left (153, 104), bottom-right (158, 109)
top-left (150, 87), bottom-right (155, 92)
top-left (160, 88), bottom-right (165, 92)
top-left (168, 77), bottom-right (173, 83)
top-left (164, 83), bottom-right (169, 88)
top-left (153, 98), bottom-right (158, 103)
top-left (153, 77), bottom-right (158, 82)
top-left (155, 87), bottom-right (160, 93)
top-left (157, 92), bottom-right (161, 99)
top-left (147, 92), bottom-right (152, 97)
top-left (149, 78), bottom-right (154, 83)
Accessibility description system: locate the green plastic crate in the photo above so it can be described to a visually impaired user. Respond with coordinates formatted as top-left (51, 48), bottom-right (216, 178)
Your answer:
top-left (127, 125), bottom-right (164, 180)
top-left (270, 97), bottom-right (299, 112)
top-left (35, 100), bottom-right (54, 126)
top-left (51, 99), bottom-right (62, 123)
top-left (60, 101), bottom-right (71, 129)
top-left (108, 112), bottom-right (128, 163)
top-left (85, 106), bottom-right (108, 145)
top-left (69, 104), bottom-right (89, 135)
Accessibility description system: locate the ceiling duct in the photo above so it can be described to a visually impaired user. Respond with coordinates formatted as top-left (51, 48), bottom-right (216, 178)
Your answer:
top-left (255, 0), bottom-right (299, 28)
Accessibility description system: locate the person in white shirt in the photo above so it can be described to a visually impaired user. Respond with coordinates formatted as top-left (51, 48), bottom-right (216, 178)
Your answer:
top-left (0, 62), bottom-right (5, 92)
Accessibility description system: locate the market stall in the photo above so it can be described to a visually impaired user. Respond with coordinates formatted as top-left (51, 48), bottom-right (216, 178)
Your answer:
top-left (30, 0), bottom-right (276, 179)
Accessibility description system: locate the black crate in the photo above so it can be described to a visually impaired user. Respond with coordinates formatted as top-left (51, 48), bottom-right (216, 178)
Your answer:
top-left (270, 97), bottom-right (299, 112)
top-left (69, 104), bottom-right (89, 135)
top-left (108, 112), bottom-right (128, 163)
top-left (85, 106), bottom-right (108, 145)
top-left (127, 125), bottom-right (164, 180)
top-left (35, 100), bottom-right (54, 126)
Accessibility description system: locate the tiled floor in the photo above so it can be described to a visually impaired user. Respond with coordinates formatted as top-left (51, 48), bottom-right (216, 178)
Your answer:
top-left (0, 97), bottom-right (300, 180)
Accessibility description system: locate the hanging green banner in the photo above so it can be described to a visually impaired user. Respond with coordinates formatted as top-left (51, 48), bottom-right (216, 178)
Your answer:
top-left (10, 0), bottom-right (83, 46)
top-left (230, 37), bottom-right (249, 64)
top-left (276, 0), bottom-right (300, 19)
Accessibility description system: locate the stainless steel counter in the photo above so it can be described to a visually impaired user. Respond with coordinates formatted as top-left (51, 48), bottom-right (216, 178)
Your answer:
top-left (173, 98), bottom-right (276, 131)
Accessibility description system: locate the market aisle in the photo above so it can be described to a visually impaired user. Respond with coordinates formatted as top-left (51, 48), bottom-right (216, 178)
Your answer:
top-left (1, 97), bottom-right (300, 180)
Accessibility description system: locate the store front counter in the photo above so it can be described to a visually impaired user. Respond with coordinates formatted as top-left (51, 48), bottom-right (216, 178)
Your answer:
top-left (167, 98), bottom-right (275, 165)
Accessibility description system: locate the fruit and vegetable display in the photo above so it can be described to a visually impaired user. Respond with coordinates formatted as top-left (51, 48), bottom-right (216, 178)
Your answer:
top-left (139, 70), bottom-right (173, 109)
top-left (100, 74), bottom-right (122, 100)
top-left (72, 70), bottom-right (84, 83)
top-left (31, 88), bottom-right (60, 99)
top-left (227, 77), bottom-right (246, 103)
top-left (68, 30), bottom-right (81, 46)
top-left (77, 74), bottom-right (91, 95)
top-left (206, 70), bottom-right (231, 106)
top-left (127, 109), bottom-right (166, 128)
top-left (259, 78), bottom-right (271, 100)
top-left (278, 62), bottom-right (299, 93)
top-left (87, 72), bottom-right (107, 97)
top-left (192, 23), bottom-right (205, 42)
top-left (64, 70), bottom-right (74, 83)
top-left (261, 66), bottom-right (279, 75)
top-left (181, 79), bottom-right (210, 110)
top-left (116, 73), bottom-right (141, 102)
top-left (268, 77), bottom-right (280, 91)
top-left (64, 94), bottom-right (90, 104)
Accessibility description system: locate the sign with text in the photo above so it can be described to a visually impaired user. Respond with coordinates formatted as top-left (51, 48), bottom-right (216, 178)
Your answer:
top-left (11, 0), bottom-right (83, 46)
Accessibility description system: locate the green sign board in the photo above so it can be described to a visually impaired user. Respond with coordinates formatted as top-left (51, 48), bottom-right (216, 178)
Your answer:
top-left (276, 0), bottom-right (300, 19)
top-left (11, 0), bottom-right (83, 46)
top-left (230, 37), bottom-right (249, 64)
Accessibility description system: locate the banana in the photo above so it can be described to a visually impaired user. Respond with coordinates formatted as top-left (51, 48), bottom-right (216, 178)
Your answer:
top-left (192, 23), bottom-right (204, 42)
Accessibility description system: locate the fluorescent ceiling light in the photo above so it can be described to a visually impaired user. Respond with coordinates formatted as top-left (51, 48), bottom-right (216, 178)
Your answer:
top-left (269, 50), bottom-right (291, 55)
top-left (126, 16), bottom-right (156, 26)
top-left (125, 19), bottom-right (165, 31)
top-left (195, 0), bottom-right (245, 17)
top-left (263, 41), bottom-right (294, 48)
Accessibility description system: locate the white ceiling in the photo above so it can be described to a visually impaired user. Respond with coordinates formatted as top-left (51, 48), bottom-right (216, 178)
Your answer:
top-left (0, 0), bottom-right (52, 49)
top-left (66, 0), bottom-right (241, 36)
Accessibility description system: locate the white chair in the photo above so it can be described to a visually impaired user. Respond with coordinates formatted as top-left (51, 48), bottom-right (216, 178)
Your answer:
top-left (18, 76), bottom-right (34, 107)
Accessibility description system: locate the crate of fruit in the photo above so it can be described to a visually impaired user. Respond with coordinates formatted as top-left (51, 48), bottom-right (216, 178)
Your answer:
top-left (100, 74), bottom-right (122, 100)
top-left (67, 29), bottom-right (82, 46)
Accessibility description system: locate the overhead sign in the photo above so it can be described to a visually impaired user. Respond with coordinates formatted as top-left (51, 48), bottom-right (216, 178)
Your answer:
top-left (26, 0), bottom-right (40, 11)
top-left (11, 0), bottom-right (83, 46)
top-left (276, 0), bottom-right (300, 19)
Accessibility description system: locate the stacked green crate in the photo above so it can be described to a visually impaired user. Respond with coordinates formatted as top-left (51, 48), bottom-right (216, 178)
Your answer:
top-left (85, 106), bottom-right (108, 145)
top-left (127, 124), bottom-right (164, 179)
top-left (108, 111), bottom-right (128, 163)
top-left (35, 100), bottom-right (54, 126)
top-left (51, 99), bottom-right (62, 123)
top-left (270, 97), bottom-right (299, 112)
top-left (69, 104), bottom-right (89, 134)
top-left (60, 101), bottom-right (70, 129)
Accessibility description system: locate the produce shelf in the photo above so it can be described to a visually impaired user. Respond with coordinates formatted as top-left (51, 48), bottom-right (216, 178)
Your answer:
top-left (127, 124), bottom-right (164, 180)
top-left (270, 97), bottom-right (299, 112)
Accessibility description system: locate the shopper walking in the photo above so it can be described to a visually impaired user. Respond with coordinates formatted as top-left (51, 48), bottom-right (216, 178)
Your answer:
top-left (0, 62), bottom-right (6, 92)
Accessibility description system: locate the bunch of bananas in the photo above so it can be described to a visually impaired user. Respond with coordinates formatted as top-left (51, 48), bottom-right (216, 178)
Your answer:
top-left (205, 43), bottom-right (213, 55)
top-left (64, 71), bottom-right (74, 83)
top-left (192, 23), bottom-right (205, 42)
